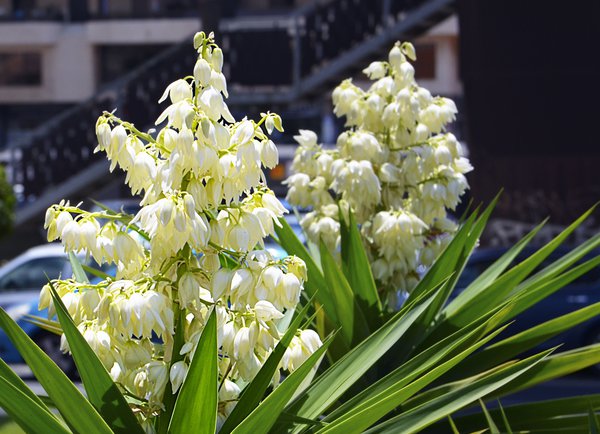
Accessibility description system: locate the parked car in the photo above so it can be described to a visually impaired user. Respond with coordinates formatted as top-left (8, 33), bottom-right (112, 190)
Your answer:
top-left (0, 244), bottom-right (114, 374)
top-left (0, 244), bottom-right (77, 374)
top-left (454, 247), bottom-right (600, 363)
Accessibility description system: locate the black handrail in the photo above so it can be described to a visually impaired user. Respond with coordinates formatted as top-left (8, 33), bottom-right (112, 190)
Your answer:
top-left (7, 40), bottom-right (194, 202)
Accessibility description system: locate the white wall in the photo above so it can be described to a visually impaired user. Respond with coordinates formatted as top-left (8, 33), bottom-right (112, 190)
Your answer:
top-left (0, 18), bottom-right (201, 103)
top-left (416, 15), bottom-right (462, 96)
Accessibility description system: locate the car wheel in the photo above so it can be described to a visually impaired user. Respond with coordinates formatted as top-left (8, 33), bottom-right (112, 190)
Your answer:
top-left (33, 331), bottom-right (79, 380)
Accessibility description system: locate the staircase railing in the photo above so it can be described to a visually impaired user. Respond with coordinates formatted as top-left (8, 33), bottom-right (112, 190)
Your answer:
top-left (222, 0), bottom-right (456, 104)
top-left (5, 39), bottom-right (195, 208)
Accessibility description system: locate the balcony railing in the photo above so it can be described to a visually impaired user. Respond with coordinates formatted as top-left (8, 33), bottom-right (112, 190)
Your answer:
top-left (221, 0), bottom-right (455, 103)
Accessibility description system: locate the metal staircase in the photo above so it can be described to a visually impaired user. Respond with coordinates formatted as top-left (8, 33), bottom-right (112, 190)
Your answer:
top-left (3, 0), bottom-right (456, 247)
top-left (222, 0), bottom-right (456, 104)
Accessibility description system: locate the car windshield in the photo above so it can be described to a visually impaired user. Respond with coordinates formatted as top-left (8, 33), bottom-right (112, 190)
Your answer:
top-left (0, 257), bottom-right (69, 291)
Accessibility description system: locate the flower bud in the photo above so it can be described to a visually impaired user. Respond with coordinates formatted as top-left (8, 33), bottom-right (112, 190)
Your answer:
top-left (230, 268), bottom-right (253, 298)
top-left (56, 211), bottom-right (73, 234)
top-left (210, 47), bottom-right (224, 72)
top-left (194, 58), bottom-right (212, 86)
top-left (260, 139), bottom-right (279, 168)
top-left (170, 361), bottom-right (188, 393)
top-left (254, 300), bottom-right (284, 322)
top-left (363, 61), bottom-right (386, 79)
top-left (219, 378), bottom-right (241, 401)
top-left (388, 44), bottom-right (404, 72)
top-left (212, 268), bottom-right (232, 299)
top-left (261, 266), bottom-right (283, 291)
top-left (96, 122), bottom-right (111, 151)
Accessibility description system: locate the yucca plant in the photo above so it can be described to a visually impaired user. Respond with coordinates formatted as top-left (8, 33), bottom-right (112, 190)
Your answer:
top-left (2, 202), bottom-right (600, 433)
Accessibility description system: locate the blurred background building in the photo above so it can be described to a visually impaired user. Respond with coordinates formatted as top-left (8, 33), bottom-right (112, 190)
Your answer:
top-left (0, 0), bottom-right (598, 258)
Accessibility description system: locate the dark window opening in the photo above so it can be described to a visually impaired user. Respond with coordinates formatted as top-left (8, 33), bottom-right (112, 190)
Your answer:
top-left (0, 52), bottom-right (42, 86)
top-left (413, 43), bottom-right (436, 80)
top-left (97, 44), bottom-right (168, 85)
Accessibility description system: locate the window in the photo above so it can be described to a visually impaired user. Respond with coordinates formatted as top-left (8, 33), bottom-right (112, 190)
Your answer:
top-left (0, 257), bottom-right (68, 291)
top-left (97, 45), bottom-right (167, 84)
top-left (413, 43), bottom-right (436, 80)
top-left (0, 52), bottom-right (42, 86)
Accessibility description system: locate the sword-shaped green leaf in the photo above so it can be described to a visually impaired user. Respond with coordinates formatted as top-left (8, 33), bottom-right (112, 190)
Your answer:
top-left (169, 308), bottom-right (218, 434)
top-left (49, 284), bottom-right (144, 434)
top-left (0, 308), bottom-right (113, 434)
top-left (0, 376), bottom-right (70, 434)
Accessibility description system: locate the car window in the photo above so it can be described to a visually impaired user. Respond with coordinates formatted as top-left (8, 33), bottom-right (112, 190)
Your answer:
top-left (0, 257), bottom-right (69, 291)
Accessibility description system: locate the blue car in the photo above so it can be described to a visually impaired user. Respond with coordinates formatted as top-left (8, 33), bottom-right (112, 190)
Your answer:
top-left (0, 244), bottom-right (76, 374)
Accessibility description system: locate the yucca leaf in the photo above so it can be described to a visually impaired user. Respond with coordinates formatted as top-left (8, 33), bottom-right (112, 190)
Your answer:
top-left (413, 198), bottom-right (503, 351)
top-left (590, 407), bottom-right (600, 434)
top-left (339, 208), bottom-right (381, 329)
top-left (156, 309), bottom-right (187, 434)
top-left (447, 416), bottom-right (460, 434)
top-left (406, 208), bottom-right (478, 305)
top-left (479, 399), bottom-right (500, 434)
top-left (275, 217), bottom-right (335, 321)
top-left (0, 308), bottom-right (113, 434)
top-left (169, 308), bottom-right (218, 434)
top-left (450, 394), bottom-right (600, 432)
top-left (283, 281), bottom-right (440, 424)
top-left (23, 314), bottom-right (62, 335)
top-left (497, 400), bottom-right (513, 434)
top-left (402, 204), bottom-right (493, 357)
top-left (445, 218), bottom-right (546, 311)
top-left (0, 357), bottom-right (51, 413)
top-left (276, 412), bottom-right (325, 428)
top-left (415, 343), bottom-right (600, 413)
top-left (517, 230), bottom-right (600, 292)
top-left (414, 194), bottom-right (498, 307)
top-left (81, 263), bottom-right (112, 280)
top-left (316, 323), bottom-right (509, 434)
top-left (393, 220), bottom-right (479, 364)
top-left (49, 284), bottom-right (143, 434)
top-left (487, 343), bottom-right (600, 400)
top-left (453, 300), bottom-right (600, 379)
top-left (453, 415), bottom-right (588, 433)
top-left (220, 299), bottom-right (314, 434)
top-left (444, 207), bottom-right (596, 327)
top-left (232, 334), bottom-right (332, 434)
top-left (326, 305), bottom-right (505, 421)
top-left (496, 255), bottom-right (600, 327)
top-left (0, 376), bottom-right (71, 434)
top-left (68, 252), bottom-right (89, 284)
top-left (319, 239), bottom-right (369, 347)
top-left (363, 350), bottom-right (551, 434)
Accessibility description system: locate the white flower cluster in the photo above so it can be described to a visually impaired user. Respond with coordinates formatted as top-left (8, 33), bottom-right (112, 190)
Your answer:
top-left (41, 32), bottom-right (321, 429)
top-left (286, 42), bottom-right (473, 304)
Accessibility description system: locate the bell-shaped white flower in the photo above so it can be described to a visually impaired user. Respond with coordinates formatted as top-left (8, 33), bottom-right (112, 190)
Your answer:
top-left (170, 360), bottom-right (188, 393)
